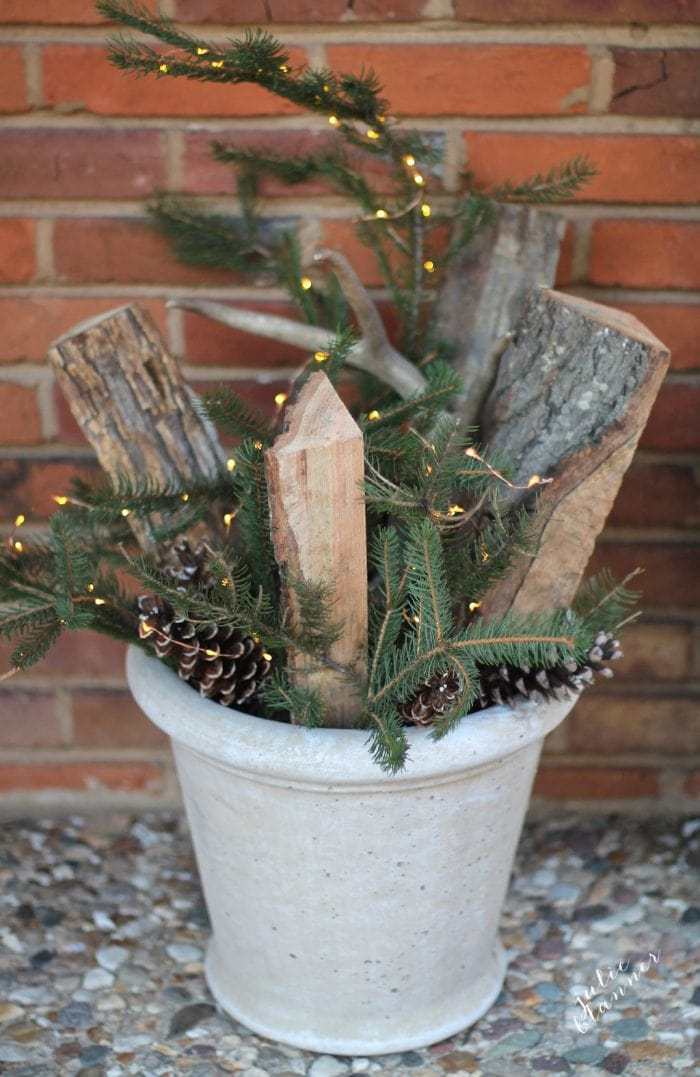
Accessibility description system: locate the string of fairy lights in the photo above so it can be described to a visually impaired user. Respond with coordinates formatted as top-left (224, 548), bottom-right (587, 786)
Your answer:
top-left (2, 56), bottom-right (554, 679)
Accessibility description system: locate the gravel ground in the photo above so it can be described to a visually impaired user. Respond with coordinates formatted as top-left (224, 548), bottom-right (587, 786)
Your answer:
top-left (0, 812), bottom-right (698, 1076)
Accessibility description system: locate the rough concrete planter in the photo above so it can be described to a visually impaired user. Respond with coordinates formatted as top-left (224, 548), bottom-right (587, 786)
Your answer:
top-left (127, 645), bottom-right (576, 1056)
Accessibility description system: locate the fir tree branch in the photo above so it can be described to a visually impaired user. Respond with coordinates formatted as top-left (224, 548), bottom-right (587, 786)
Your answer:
top-left (490, 157), bottom-right (598, 204)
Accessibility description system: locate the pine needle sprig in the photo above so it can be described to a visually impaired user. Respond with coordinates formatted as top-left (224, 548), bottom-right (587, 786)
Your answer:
top-left (260, 670), bottom-right (326, 728)
top-left (491, 156), bottom-right (598, 204)
top-left (574, 568), bottom-right (642, 633)
top-left (202, 388), bottom-right (274, 443)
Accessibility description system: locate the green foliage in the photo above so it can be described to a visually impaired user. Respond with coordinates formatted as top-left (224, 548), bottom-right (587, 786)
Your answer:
top-left (260, 671), bottom-right (326, 728)
top-left (201, 389), bottom-right (274, 443)
top-left (573, 568), bottom-right (642, 634)
top-left (490, 157), bottom-right (598, 204)
top-left (0, 5), bottom-right (632, 772)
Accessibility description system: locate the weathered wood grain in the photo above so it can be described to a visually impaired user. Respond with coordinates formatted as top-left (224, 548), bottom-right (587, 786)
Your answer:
top-left (479, 290), bottom-right (670, 619)
top-left (435, 204), bottom-right (565, 428)
top-left (48, 305), bottom-right (225, 549)
top-left (264, 372), bottom-right (368, 727)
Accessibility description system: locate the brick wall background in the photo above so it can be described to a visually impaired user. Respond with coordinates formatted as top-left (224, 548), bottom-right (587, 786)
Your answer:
top-left (0, 1), bottom-right (698, 814)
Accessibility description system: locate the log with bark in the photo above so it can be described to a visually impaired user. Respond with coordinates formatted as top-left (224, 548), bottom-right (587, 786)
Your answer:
top-left (48, 305), bottom-right (225, 550)
top-left (435, 204), bottom-right (565, 427)
top-left (478, 289), bottom-right (670, 619)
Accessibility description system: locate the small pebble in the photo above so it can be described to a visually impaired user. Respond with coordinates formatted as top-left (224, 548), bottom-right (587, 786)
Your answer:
top-left (56, 1001), bottom-right (94, 1029)
top-left (0, 813), bottom-right (694, 1075)
top-left (563, 1044), bottom-right (607, 1064)
top-left (308, 1056), bottom-right (350, 1077)
top-left (165, 942), bottom-right (203, 964)
top-left (83, 968), bottom-right (115, 991)
top-left (602, 1051), bottom-right (630, 1073)
top-left (92, 911), bottom-right (117, 931)
top-left (610, 1017), bottom-right (649, 1041)
top-left (0, 1002), bottom-right (24, 1025)
top-left (549, 883), bottom-right (580, 902)
top-left (96, 945), bottom-right (129, 972)
top-left (112, 1032), bottom-right (153, 1052)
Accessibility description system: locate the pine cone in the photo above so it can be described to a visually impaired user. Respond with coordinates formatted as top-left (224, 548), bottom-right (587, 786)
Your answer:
top-left (473, 630), bottom-right (623, 712)
top-left (137, 594), bottom-right (272, 709)
top-left (400, 670), bottom-right (461, 726)
top-left (399, 631), bottom-right (623, 726)
top-left (159, 538), bottom-right (216, 592)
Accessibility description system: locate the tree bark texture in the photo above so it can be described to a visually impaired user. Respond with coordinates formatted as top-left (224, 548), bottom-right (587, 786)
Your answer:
top-left (479, 290), bottom-right (670, 620)
top-left (48, 305), bottom-right (225, 549)
top-left (435, 204), bottom-right (565, 428)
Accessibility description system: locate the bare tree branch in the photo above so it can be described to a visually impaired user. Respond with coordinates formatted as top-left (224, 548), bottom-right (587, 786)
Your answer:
top-left (169, 290), bottom-right (427, 400)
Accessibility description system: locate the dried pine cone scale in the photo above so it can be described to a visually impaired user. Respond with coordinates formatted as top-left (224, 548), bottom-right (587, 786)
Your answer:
top-left (137, 593), bottom-right (271, 710)
top-left (400, 631), bottom-right (623, 727)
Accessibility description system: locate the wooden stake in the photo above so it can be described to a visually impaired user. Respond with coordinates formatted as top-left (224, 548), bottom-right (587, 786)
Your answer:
top-left (264, 373), bottom-right (367, 727)
top-left (48, 305), bottom-right (225, 550)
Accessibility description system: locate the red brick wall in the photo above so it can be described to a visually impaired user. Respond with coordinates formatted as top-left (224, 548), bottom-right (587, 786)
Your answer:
top-left (0, 1), bottom-right (698, 812)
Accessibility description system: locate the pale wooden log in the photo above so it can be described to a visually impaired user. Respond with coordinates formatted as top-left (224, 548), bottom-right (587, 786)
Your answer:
top-left (48, 304), bottom-right (225, 549)
top-left (435, 204), bottom-right (564, 427)
top-left (264, 372), bottom-right (367, 727)
top-left (479, 290), bottom-right (670, 620)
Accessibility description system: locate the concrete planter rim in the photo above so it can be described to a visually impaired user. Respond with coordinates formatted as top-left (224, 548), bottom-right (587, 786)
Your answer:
top-left (127, 645), bottom-right (572, 789)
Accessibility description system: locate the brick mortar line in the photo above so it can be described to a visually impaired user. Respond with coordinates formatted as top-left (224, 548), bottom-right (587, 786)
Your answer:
top-left (570, 218), bottom-right (592, 283)
top-left (587, 44), bottom-right (614, 115)
top-left (665, 371), bottom-right (700, 385)
top-left (163, 128), bottom-right (184, 190)
top-left (1, 680), bottom-right (128, 692)
top-left (569, 684), bottom-right (700, 698)
top-left (54, 686), bottom-right (73, 748)
top-left (3, 201), bottom-right (700, 220)
top-left (636, 450), bottom-right (700, 466)
top-left (22, 42), bottom-right (42, 109)
top-left (34, 218), bottom-right (54, 279)
top-left (536, 754), bottom-right (700, 767)
top-left (1, 24), bottom-right (698, 46)
top-left (2, 113), bottom-right (697, 134)
top-left (0, 748), bottom-right (173, 762)
top-left (598, 527), bottom-right (700, 543)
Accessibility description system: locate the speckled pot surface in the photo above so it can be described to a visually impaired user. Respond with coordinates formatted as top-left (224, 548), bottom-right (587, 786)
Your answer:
top-left (127, 645), bottom-right (576, 1056)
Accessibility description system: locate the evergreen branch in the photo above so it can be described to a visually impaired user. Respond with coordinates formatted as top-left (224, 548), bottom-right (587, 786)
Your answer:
top-left (0, 602), bottom-right (57, 638)
top-left (202, 388), bottom-right (274, 442)
top-left (368, 527), bottom-right (406, 692)
top-left (148, 195), bottom-right (274, 274)
top-left (99, 2), bottom-right (386, 122)
top-left (491, 156), bottom-right (598, 204)
top-left (574, 568), bottom-right (642, 632)
top-left (11, 619), bottom-right (63, 671)
top-left (364, 705), bottom-right (409, 773)
top-left (260, 670), bottom-right (325, 728)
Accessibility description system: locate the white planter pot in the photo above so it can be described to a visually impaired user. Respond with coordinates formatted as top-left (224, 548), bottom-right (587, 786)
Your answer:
top-left (127, 645), bottom-right (575, 1056)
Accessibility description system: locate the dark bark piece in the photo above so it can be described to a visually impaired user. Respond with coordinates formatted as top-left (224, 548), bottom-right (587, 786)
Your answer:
top-left (435, 204), bottom-right (565, 427)
top-left (479, 290), bottom-right (670, 619)
top-left (48, 305), bottom-right (225, 550)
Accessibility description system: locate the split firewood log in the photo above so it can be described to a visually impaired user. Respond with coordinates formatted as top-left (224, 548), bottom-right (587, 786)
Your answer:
top-left (478, 289), bottom-right (670, 619)
top-left (434, 204), bottom-right (565, 428)
top-left (48, 305), bottom-right (225, 550)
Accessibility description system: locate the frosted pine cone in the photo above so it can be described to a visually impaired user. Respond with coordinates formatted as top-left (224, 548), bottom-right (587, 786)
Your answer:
top-left (137, 594), bottom-right (272, 709)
